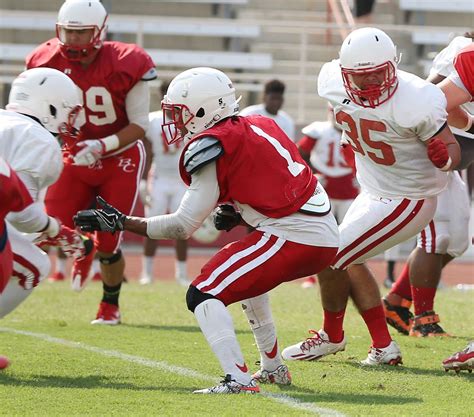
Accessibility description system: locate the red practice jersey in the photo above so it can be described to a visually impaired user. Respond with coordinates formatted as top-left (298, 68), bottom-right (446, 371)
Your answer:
top-left (180, 115), bottom-right (317, 218)
top-left (454, 43), bottom-right (474, 98)
top-left (26, 39), bottom-right (156, 141)
top-left (0, 159), bottom-right (33, 237)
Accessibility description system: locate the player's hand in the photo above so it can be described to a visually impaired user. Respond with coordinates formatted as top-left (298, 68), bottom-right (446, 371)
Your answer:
top-left (213, 204), bottom-right (242, 232)
top-left (73, 139), bottom-right (106, 166)
top-left (35, 218), bottom-right (92, 259)
top-left (139, 179), bottom-right (151, 206)
top-left (74, 196), bottom-right (126, 233)
top-left (427, 138), bottom-right (451, 171)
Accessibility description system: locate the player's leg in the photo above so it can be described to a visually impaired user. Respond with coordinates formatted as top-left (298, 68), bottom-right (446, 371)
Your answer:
top-left (45, 164), bottom-right (95, 290)
top-left (170, 180), bottom-right (189, 285)
top-left (241, 293), bottom-right (291, 385)
top-left (140, 177), bottom-right (165, 284)
top-left (92, 142), bottom-right (145, 325)
top-left (410, 173), bottom-right (470, 337)
top-left (49, 248), bottom-right (67, 282)
top-left (0, 225), bottom-right (50, 318)
top-left (189, 231), bottom-right (337, 393)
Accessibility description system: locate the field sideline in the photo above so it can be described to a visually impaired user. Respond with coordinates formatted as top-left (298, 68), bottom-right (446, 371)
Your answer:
top-left (0, 259), bottom-right (472, 416)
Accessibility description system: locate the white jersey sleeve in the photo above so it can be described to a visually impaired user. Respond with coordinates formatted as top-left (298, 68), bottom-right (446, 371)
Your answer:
top-left (0, 110), bottom-right (63, 201)
top-left (430, 36), bottom-right (472, 78)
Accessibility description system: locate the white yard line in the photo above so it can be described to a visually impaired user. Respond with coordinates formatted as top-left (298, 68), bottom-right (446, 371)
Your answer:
top-left (0, 326), bottom-right (346, 417)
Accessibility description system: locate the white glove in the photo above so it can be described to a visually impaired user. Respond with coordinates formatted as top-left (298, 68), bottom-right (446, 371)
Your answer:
top-left (73, 139), bottom-right (106, 166)
top-left (139, 179), bottom-right (151, 206)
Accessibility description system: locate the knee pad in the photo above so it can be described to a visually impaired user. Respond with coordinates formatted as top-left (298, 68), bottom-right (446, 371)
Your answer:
top-left (99, 249), bottom-right (122, 265)
top-left (186, 285), bottom-right (216, 312)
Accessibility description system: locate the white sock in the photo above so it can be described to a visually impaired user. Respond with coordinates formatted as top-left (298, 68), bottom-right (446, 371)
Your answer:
top-left (194, 299), bottom-right (252, 384)
top-left (92, 259), bottom-right (100, 274)
top-left (242, 293), bottom-right (282, 371)
top-left (175, 260), bottom-right (187, 279)
top-left (56, 257), bottom-right (66, 274)
top-left (143, 256), bottom-right (153, 276)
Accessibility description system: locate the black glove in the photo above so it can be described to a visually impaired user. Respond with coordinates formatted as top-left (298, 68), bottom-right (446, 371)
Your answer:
top-left (74, 196), bottom-right (126, 233)
top-left (213, 204), bottom-right (242, 232)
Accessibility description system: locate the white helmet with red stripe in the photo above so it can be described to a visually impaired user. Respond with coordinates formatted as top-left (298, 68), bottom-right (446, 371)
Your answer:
top-left (161, 67), bottom-right (241, 144)
top-left (339, 27), bottom-right (399, 108)
top-left (56, 0), bottom-right (108, 61)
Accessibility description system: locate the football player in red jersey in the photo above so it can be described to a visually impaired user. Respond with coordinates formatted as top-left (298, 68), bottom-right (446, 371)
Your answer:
top-left (26, 0), bottom-right (157, 324)
top-left (74, 67), bottom-right (340, 394)
top-left (438, 42), bottom-right (474, 169)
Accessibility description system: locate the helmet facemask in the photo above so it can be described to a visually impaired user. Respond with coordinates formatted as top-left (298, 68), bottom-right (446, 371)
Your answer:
top-left (341, 60), bottom-right (398, 108)
top-left (161, 102), bottom-right (194, 145)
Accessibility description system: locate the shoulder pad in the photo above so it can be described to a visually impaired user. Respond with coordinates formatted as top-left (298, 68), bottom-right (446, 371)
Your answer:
top-left (184, 137), bottom-right (223, 175)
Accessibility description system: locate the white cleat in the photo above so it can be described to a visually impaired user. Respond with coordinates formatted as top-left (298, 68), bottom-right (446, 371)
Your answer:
top-left (252, 364), bottom-right (292, 385)
top-left (282, 329), bottom-right (346, 361)
top-left (193, 375), bottom-right (260, 394)
top-left (175, 275), bottom-right (189, 287)
top-left (139, 274), bottom-right (153, 285)
top-left (361, 341), bottom-right (403, 366)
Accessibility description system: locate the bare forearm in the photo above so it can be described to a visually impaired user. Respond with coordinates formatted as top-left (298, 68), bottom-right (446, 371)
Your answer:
top-left (123, 215), bottom-right (149, 236)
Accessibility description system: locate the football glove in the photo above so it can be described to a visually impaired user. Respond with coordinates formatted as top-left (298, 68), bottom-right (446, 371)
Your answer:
top-left (35, 217), bottom-right (92, 259)
top-left (213, 204), bottom-right (242, 232)
top-left (74, 196), bottom-right (126, 233)
top-left (73, 139), bottom-right (106, 166)
top-left (427, 138), bottom-right (451, 171)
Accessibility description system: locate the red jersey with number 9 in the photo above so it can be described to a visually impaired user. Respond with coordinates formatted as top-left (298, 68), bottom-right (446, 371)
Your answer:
top-left (26, 39), bottom-right (156, 141)
top-left (454, 43), bottom-right (474, 97)
top-left (180, 115), bottom-right (316, 218)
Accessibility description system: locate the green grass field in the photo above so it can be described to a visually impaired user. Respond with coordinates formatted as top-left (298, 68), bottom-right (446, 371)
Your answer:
top-left (0, 279), bottom-right (472, 416)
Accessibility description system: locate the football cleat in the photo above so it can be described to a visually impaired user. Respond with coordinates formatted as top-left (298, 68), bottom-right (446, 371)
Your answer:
top-left (91, 301), bottom-right (121, 325)
top-left (175, 274), bottom-right (189, 287)
top-left (383, 297), bottom-right (414, 335)
top-left (442, 342), bottom-right (474, 373)
top-left (361, 341), bottom-right (402, 366)
top-left (193, 375), bottom-right (260, 394)
top-left (252, 364), bottom-right (292, 385)
top-left (409, 311), bottom-right (450, 337)
top-left (383, 277), bottom-right (394, 289)
top-left (48, 271), bottom-right (65, 282)
top-left (301, 276), bottom-right (317, 288)
top-left (281, 329), bottom-right (346, 361)
top-left (71, 235), bottom-right (96, 292)
top-left (139, 273), bottom-right (153, 285)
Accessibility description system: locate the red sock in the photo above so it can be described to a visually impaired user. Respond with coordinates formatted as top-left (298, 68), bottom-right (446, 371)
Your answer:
top-left (361, 305), bottom-right (392, 348)
top-left (390, 263), bottom-right (412, 300)
top-left (323, 309), bottom-right (345, 343)
top-left (411, 286), bottom-right (437, 315)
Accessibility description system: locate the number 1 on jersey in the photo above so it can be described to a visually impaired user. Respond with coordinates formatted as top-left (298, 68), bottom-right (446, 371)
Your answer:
top-left (250, 124), bottom-right (305, 177)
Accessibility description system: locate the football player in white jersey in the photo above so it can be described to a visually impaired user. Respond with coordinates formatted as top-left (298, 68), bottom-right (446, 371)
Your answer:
top-left (283, 28), bottom-right (460, 365)
top-left (383, 34), bottom-right (471, 337)
top-left (139, 81), bottom-right (189, 286)
top-left (0, 68), bottom-right (90, 317)
top-left (297, 105), bottom-right (359, 288)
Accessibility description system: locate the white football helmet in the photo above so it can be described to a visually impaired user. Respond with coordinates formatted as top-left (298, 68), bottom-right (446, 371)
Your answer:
top-left (161, 67), bottom-right (241, 144)
top-left (56, 0), bottom-right (108, 61)
top-left (339, 27), bottom-right (399, 108)
top-left (6, 68), bottom-right (83, 134)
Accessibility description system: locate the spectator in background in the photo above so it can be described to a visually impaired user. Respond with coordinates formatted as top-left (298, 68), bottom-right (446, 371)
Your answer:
top-left (351, 0), bottom-right (376, 24)
top-left (239, 79), bottom-right (295, 141)
top-left (297, 105), bottom-right (359, 288)
top-left (139, 81), bottom-right (189, 286)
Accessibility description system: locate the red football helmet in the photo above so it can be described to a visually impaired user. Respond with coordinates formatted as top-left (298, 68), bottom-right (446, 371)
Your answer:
top-left (56, 0), bottom-right (108, 61)
top-left (339, 27), bottom-right (399, 108)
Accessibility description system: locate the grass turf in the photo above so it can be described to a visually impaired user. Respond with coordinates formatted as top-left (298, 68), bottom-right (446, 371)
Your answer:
top-left (0, 279), bottom-right (472, 416)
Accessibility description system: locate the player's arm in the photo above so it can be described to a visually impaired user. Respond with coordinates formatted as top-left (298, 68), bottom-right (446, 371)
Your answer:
top-left (73, 81), bottom-right (151, 165)
top-left (297, 135), bottom-right (317, 172)
top-left (138, 134), bottom-right (154, 205)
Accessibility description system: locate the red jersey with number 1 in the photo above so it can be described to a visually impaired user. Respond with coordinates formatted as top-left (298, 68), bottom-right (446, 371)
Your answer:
top-left (454, 43), bottom-right (474, 97)
top-left (26, 39), bottom-right (156, 141)
top-left (180, 115), bottom-right (316, 218)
